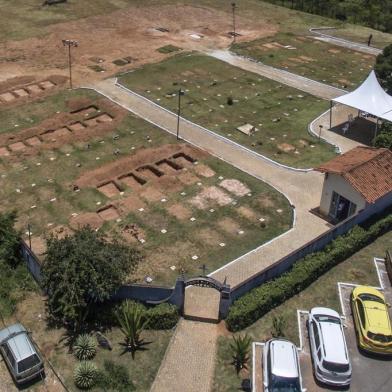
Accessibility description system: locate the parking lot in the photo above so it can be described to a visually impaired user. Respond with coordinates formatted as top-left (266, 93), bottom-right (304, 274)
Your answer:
top-left (253, 258), bottom-right (392, 392)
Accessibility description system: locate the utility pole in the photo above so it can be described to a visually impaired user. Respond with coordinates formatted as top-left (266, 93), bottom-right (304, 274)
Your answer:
top-left (176, 89), bottom-right (185, 140)
top-left (62, 39), bottom-right (78, 89)
top-left (231, 2), bottom-right (237, 43)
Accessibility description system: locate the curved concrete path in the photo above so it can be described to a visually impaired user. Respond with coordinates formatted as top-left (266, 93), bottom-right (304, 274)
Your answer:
top-left (208, 49), bottom-right (346, 100)
top-left (310, 27), bottom-right (382, 56)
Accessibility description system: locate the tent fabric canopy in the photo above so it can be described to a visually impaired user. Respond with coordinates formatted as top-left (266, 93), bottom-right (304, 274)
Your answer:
top-left (332, 71), bottom-right (392, 122)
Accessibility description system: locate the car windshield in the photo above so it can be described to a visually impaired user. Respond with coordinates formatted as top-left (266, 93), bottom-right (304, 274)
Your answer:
top-left (323, 360), bottom-right (350, 373)
top-left (271, 376), bottom-right (301, 392)
top-left (367, 332), bottom-right (392, 343)
top-left (315, 315), bottom-right (340, 324)
top-left (358, 293), bottom-right (384, 304)
top-left (18, 354), bottom-right (40, 373)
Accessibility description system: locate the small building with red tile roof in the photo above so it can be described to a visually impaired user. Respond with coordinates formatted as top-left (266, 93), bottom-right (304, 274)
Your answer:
top-left (315, 146), bottom-right (392, 222)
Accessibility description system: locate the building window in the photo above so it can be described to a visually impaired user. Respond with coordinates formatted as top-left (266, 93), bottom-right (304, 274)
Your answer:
top-left (329, 191), bottom-right (357, 222)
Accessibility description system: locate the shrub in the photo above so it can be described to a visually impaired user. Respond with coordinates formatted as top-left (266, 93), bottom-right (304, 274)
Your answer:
top-left (73, 334), bottom-right (97, 360)
top-left (97, 360), bottom-right (135, 391)
top-left (146, 303), bottom-right (179, 329)
top-left (226, 213), bottom-right (392, 331)
top-left (74, 361), bottom-right (99, 390)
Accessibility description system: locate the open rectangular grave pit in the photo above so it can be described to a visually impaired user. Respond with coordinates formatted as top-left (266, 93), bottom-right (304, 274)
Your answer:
top-left (97, 205), bottom-right (120, 220)
top-left (13, 88), bottom-right (29, 98)
top-left (94, 113), bottom-right (113, 123)
top-left (0, 92), bottom-right (16, 102)
top-left (118, 172), bottom-right (147, 188)
top-left (136, 165), bottom-right (164, 179)
top-left (8, 141), bottom-right (27, 152)
top-left (0, 147), bottom-right (10, 156)
top-left (155, 158), bottom-right (183, 173)
top-left (39, 80), bottom-right (56, 90)
top-left (171, 152), bottom-right (197, 167)
top-left (25, 136), bottom-right (42, 146)
top-left (25, 84), bottom-right (43, 95)
top-left (40, 127), bottom-right (71, 140)
top-left (71, 105), bottom-right (98, 116)
top-left (97, 181), bottom-right (122, 198)
top-left (68, 122), bottom-right (86, 132)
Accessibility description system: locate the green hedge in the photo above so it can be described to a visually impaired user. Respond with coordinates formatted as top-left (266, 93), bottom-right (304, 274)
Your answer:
top-left (226, 212), bottom-right (392, 332)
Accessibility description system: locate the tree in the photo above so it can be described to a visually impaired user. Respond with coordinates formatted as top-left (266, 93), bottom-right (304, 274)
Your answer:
top-left (230, 334), bottom-right (252, 373)
top-left (116, 300), bottom-right (149, 358)
top-left (375, 44), bottom-right (392, 93)
top-left (373, 121), bottom-right (392, 149)
top-left (0, 211), bottom-right (21, 267)
top-left (42, 227), bottom-right (142, 331)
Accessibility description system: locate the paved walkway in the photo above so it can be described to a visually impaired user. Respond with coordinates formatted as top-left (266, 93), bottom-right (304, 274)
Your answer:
top-left (150, 319), bottom-right (219, 392)
top-left (208, 50), bottom-right (346, 100)
top-left (310, 107), bottom-right (364, 154)
top-left (310, 28), bottom-right (382, 56)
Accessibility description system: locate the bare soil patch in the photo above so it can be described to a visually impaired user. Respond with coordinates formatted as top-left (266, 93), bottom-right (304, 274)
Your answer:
top-left (219, 179), bottom-right (250, 197)
top-left (0, 4), bottom-right (275, 87)
top-left (140, 186), bottom-right (165, 202)
top-left (167, 203), bottom-right (192, 220)
top-left (97, 205), bottom-right (120, 220)
top-left (117, 195), bottom-right (146, 213)
top-left (278, 142), bottom-right (296, 153)
top-left (70, 212), bottom-right (104, 230)
top-left (177, 171), bottom-right (200, 185)
top-left (190, 186), bottom-right (233, 210)
top-left (194, 163), bottom-right (216, 178)
top-left (196, 228), bottom-right (222, 246)
top-left (237, 206), bottom-right (257, 220)
top-left (217, 217), bottom-right (241, 234)
top-left (97, 181), bottom-right (122, 198)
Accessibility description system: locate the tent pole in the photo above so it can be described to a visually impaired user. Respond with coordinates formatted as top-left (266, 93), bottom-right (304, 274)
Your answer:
top-left (374, 119), bottom-right (379, 140)
top-left (329, 101), bottom-right (333, 129)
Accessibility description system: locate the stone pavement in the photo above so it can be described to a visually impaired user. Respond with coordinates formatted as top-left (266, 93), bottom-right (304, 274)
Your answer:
top-left (150, 318), bottom-right (219, 392)
top-left (208, 50), bottom-right (346, 100)
top-left (310, 106), bottom-right (364, 154)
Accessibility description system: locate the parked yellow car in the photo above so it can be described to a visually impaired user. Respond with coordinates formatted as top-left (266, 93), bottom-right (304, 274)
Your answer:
top-left (351, 286), bottom-right (392, 355)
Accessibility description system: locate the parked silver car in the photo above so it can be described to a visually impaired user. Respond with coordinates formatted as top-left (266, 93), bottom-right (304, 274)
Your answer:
top-left (263, 338), bottom-right (307, 392)
top-left (308, 307), bottom-right (351, 387)
top-left (0, 323), bottom-right (44, 385)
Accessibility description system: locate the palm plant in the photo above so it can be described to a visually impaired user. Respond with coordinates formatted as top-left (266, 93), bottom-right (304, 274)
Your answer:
top-left (73, 334), bottom-right (97, 360)
top-left (271, 315), bottom-right (286, 338)
top-left (116, 300), bottom-right (149, 358)
top-left (230, 334), bottom-right (252, 373)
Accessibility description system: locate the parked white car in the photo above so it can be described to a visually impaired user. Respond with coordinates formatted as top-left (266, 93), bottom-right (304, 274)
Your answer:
top-left (263, 338), bottom-right (306, 392)
top-left (308, 307), bottom-right (351, 387)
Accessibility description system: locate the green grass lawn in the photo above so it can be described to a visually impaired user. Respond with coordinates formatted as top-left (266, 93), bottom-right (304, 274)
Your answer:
top-left (232, 32), bottom-right (375, 89)
top-left (118, 53), bottom-right (337, 168)
top-left (212, 230), bottom-right (392, 391)
top-left (0, 89), bottom-right (292, 285)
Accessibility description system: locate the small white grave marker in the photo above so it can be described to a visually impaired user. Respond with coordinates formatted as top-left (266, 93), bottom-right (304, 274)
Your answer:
top-left (192, 255), bottom-right (198, 260)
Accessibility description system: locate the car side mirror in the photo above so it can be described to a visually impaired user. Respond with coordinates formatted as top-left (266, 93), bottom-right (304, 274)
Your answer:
top-left (386, 303), bottom-right (391, 308)
top-left (302, 389), bottom-right (307, 392)
top-left (343, 324), bottom-right (348, 328)
top-left (263, 381), bottom-right (268, 387)
top-left (340, 315), bottom-right (346, 320)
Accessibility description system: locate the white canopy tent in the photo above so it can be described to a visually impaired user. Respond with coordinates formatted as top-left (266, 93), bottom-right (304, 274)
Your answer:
top-left (329, 71), bottom-right (392, 132)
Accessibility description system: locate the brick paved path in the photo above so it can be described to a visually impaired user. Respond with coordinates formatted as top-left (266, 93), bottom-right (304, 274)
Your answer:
top-left (208, 50), bottom-right (346, 100)
top-left (150, 319), bottom-right (219, 392)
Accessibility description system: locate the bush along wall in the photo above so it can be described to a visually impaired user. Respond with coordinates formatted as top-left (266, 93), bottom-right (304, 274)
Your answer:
top-left (226, 212), bottom-right (392, 332)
